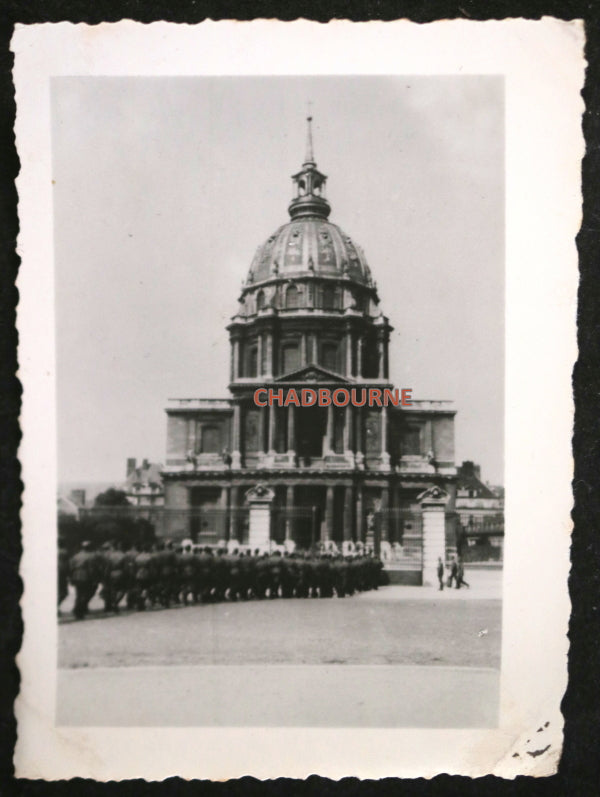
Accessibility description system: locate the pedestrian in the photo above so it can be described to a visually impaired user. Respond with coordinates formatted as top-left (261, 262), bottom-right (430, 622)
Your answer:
top-left (437, 556), bottom-right (445, 591)
top-left (448, 556), bottom-right (458, 588)
top-left (457, 558), bottom-right (470, 589)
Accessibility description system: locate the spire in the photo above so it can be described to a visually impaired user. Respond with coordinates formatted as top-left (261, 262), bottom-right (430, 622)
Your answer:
top-left (288, 114), bottom-right (331, 220)
top-left (304, 115), bottom-right (315, 166)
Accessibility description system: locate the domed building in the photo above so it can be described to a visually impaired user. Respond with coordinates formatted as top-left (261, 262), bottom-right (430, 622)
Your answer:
top-left (162, 119), bottom-right (457, 561)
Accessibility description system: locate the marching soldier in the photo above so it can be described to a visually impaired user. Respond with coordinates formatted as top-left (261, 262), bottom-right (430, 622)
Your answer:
top-left (57, 539), bottom-right (70, 611)
top-left (254, 552), bottom-right (271, 599)
top-left (131, 544), bottom-right (157, 611)
top-left (195, 546), bottom-right (215, 603)
top-left (279, 552), bottom-right (296, 599)
top-left (69, 541), bottom-right (98, 620)
top-left (331, 555), bottom-right (347, 598)
top-left (100, 541), bottom-right (129, 613)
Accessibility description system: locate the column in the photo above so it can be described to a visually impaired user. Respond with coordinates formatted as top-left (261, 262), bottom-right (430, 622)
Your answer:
top-left (356, 336), bottom-right (363, 378)
top-left (383, 336), bottom-right (389, 379)
top-left (229, 486), bottom-right (240, 542)
top-left (258, 405), bottom-right (267, 455)
top-left (419, 486), bottom-right (449, 587)
top-left (231, 340), bottom-right (239, 381)
top-left (343, 405), bottom-right (352, 452)
top-left (355, 406), bottom-right (365, 469)
top-left (257, 334), bottom-right (263, 377)
top-left (232, 403), bottom-right (241, 469)
top-left (345, 332), bottom-right (353, 376)
top-left (285, 485), bottom-right (295, 542)
top-left (301, 334), bottom-right (307, 365)
top-left (425, 420), bottom-right (433, 455)
top-left (220, 486), bottom-right (229, 544)
top-left (265, 332), bottom-right (273, 377)
top-left (268, 404), bottom-right (276, 455)
top-left (287, 404), bottom-right (296, 454)
top-left (381, 406), bottom-right (390, 468)
top-left (355, 484), bottom-right (364, 542)
top-left (310, 333), bottom-right (317, 365)
top-left (247, 485), bottom-right (275, 551)
top-left (343, 485), bottom-right (352, 541)
top-left (325, 403), bottom-right (334, 455)
top-left (322, 485), bottom-right (334, 542)
top-left (380, 486), bottom-right (389, 543)
top-left (377, 338), bottom-right (385, 378)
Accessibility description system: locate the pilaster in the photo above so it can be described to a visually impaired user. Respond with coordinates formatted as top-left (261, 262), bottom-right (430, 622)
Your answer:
top-left (419, 486), bottom-right (449, 587)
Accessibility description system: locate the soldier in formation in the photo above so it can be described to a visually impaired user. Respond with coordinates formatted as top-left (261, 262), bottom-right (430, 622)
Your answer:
top-left (58, 539), bottom-right (385, 619)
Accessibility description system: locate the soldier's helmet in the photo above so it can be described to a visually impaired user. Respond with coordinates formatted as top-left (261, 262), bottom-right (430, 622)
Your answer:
top-left (101, 541), bottom-right (112, 551)
top-left (81, 541), bottom-right (91, 550)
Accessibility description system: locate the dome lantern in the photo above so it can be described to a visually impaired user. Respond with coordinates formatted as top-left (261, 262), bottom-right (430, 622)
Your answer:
top-left (288, 116), bottom-right (331, 221)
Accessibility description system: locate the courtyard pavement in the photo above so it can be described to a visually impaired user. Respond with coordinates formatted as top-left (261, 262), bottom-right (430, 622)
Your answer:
top-left (57, 567), bottom-right (501, 727)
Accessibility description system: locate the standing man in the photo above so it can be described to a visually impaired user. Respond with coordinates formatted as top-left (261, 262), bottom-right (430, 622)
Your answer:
top-left (437, 556), bottom-right (445, 591)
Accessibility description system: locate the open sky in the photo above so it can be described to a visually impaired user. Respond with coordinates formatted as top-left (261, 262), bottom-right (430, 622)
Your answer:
top-left (52, 76), bottom-right (504, 486)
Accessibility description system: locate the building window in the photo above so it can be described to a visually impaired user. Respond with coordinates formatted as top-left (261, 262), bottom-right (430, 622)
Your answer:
top-left (362, 336), bottom-right (379, 378)
top-left (320, 341), bottom-right (338, 372)
top-left (201, 425), bottom-right (221, 454)
top-left (366, 411), bottom-right (381, 454)
top-left (282, 342), bottom-right (299, 374)
top-left (256, 290), bottom-right (266, 311)
top-left (322, 284), bottom-right (336, 310)
top-left (285, 284), bottom-right (299, 308)
top-left (244, 409), bottom-right (260, 453)
top-left (245, 344), bottom-right (258, 377)
top-left (401, 427), bottom-right (421, 455)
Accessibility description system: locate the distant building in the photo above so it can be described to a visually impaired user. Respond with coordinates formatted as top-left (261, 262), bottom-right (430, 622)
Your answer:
top-left (455, 460), bottom-right (504, 557)
top-left (123, 458), bottom-right (164, 507)
top-left (57, 494), bottom-right (80, 518)
top-left (69, 488), bottom-right (87, 508)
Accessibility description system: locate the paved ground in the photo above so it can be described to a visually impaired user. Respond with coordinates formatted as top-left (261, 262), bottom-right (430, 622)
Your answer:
top-left (59, 571), bottom-right (501, 669)
top-left (56, 664), bottom-right (499, 727)
top-left (57, 569), bottom-right (501, 727)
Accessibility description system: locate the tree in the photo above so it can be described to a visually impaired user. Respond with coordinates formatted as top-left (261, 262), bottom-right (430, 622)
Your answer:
top-left (94, 488), bottom-right (130, 507)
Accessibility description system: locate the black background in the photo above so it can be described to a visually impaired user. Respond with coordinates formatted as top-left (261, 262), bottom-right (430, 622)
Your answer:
top-left (0, 2), bottom-right (598, 795)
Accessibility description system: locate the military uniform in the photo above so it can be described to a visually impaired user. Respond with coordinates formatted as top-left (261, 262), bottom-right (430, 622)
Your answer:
top-left (57, 543), bottom-right (69, 609)
top-left (101, 546), bottom-right (128, 612)
top-left (69, 545), bottom-right (97, 619)
top-left (131, 549), bottom-right (157, 610)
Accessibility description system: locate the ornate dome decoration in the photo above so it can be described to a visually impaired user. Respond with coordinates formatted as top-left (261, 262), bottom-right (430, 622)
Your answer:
top-left (243, 116), bottom-right (376, 293)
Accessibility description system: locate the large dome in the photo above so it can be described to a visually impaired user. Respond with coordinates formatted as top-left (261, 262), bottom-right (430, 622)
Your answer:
top-left (247, 218), bottom-right (373, 287)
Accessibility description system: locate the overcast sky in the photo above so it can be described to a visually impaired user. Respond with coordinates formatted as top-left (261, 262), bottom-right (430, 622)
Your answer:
top-left (52, 76), bottom-right (504, 486)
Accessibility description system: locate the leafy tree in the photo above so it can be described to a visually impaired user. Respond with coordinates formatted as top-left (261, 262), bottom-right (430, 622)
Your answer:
top-left (94, 488), bottom-right (131, 507)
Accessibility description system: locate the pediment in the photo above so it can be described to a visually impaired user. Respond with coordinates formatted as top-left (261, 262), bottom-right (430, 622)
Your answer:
top-left (274, 363), bottom-right (351, 384)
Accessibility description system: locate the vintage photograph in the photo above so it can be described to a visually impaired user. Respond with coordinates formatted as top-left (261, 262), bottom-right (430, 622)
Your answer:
top-left (13, 20), bottom-right (581, 780)
top-left (52, 75), bottom-right (504, 727)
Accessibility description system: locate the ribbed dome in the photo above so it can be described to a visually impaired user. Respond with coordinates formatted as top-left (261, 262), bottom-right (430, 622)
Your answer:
top-left (247, 218), bottom-right (373, 287)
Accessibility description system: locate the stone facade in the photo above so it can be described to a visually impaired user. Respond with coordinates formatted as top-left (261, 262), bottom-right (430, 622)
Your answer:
top-left (162, 119), bottom-right (457, 549)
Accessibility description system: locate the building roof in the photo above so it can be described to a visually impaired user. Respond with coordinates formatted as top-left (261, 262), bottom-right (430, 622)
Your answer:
top-left (123, 461), bottom-right (164, 491)
top-left (243, 117), bottom-right (374, 290)
top-left (57, 495), bottom-right (80, 516)
top-left (456, 461), bottom-right (498, 500)
top-left (247, 218), bottom-right (373, 287)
